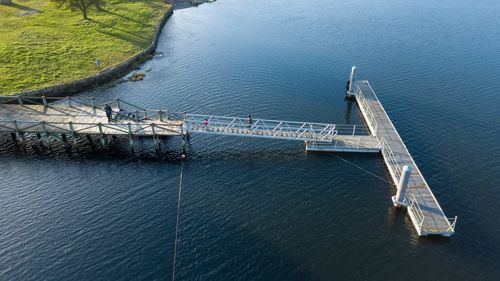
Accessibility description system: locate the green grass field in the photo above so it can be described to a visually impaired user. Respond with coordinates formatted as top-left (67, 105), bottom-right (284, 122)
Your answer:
top-left (0, 0), bottom-right (172, 95)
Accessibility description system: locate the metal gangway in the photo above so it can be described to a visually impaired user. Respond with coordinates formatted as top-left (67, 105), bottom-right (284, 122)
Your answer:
top-left (184, 113), bottom-right (369, 142)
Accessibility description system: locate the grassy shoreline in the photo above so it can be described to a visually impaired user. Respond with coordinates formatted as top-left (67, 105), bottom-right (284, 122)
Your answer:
top-left (0, 0), bottom-right (172, 96)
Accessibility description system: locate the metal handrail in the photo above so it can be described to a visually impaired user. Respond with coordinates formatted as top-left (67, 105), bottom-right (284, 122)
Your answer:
top-left (406, 193), bottom-right (425, 229)
top-left (183, 114), bottom-right (340, 142)
top-left (184, 113), bottom-right (365, 136)
top-left (356, 86), bottom-right (378, 136)
top-left (379, 137), bottom-right (403, 183)
top-left (447, 216), bottom-right (458, 232)
top-left (0, 120), bottom-right (183, 136)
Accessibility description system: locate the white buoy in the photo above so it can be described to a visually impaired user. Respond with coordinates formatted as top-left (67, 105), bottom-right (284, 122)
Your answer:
top-left (348, 66), bottom-right (356, 93)
top-left (392, 165), bottom-right (412, 207)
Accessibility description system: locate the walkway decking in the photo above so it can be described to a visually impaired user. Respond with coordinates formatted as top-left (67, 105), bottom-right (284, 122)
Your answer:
top-left (0, 97), bottom-right (184, 147)
top-left (305, 136), bottom-right (380, 153)
top-left (355, 80), bottom-right (456, 236)
top-left (0, 104), bottom-right (184, 137)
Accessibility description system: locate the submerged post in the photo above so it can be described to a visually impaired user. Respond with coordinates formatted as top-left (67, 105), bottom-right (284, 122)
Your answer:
top-left (392, 165), bottom-right (413, 207)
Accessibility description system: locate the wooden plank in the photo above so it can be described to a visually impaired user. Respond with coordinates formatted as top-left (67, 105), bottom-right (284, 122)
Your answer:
top-left (0, 104), bottom-right (184, 138)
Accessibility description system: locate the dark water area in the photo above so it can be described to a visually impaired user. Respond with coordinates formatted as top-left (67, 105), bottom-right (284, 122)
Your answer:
top-left (2, 0), bottom-right (500, 280)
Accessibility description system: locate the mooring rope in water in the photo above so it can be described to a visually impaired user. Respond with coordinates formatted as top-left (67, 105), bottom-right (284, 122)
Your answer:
top-left (172, 161), bottom-right (184, 281)
top-left (332, 153), bottom-right (395, 186)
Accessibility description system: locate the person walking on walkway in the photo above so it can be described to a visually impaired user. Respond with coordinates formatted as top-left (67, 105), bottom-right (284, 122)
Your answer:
top-left (104, 104), bottom-right (113, 123)
top-left (247, 114), bottom-right (253, 128)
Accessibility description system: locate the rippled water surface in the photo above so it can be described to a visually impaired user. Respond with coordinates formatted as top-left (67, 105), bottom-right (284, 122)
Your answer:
top-left (2, 0), bottom-right (500, 280)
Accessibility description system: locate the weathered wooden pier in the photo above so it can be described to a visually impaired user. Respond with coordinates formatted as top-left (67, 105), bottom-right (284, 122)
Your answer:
top-left (0, 96), bottom-right (185, 149)
top-left (0, 68), bottom-right (456, 236)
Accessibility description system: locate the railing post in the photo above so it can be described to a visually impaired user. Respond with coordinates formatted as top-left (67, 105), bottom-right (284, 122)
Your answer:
top-left (69, 121), bottom-right (77, 144)
top-left (41, 121), bottom-right (50, 146)
top-left (67, 96), bottom-right (72, 107)
top-left (17, 96), bottom-right (23, 106)
top-left (98, 123), bottom-right (105, 146)
top-left (127, 122), bottom-right (134, 146)
top-left (13, 120), bottom-right (24, 143)
top-left (159, 110), bottom-right (164, 122)
top-left (151, 123), bottom-right (159, 150)
top-left (90, 97), bottom-right (96, 114)
top-left (134, 110), bottom-right (139, 122)
top-left (352, 125), bottom-right (356, 136)
top-left (42, 95), bottom-right (48, 111)
top-left (392, 165), bottom-right (413, 207)
top-left (115, 98), bottom-right (121, 110)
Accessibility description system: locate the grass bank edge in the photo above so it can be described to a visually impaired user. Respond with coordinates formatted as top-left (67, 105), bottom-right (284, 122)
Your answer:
top-left (0, 0), bottom-right (173, 96)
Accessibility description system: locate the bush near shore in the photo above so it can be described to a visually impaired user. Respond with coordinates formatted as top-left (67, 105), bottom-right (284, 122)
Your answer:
top-left (0, 0), bottom-right (171, 96)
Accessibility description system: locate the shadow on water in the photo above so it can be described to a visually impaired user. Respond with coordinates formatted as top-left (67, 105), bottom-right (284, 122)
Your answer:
top-left (0, 135), bottom-right (187, 163)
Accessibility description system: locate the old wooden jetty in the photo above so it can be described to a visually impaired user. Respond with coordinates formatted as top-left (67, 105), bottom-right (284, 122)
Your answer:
top-left (0, 96), bottom-right (184, 148)
top-left (0, 68), bottom-right (456, 236)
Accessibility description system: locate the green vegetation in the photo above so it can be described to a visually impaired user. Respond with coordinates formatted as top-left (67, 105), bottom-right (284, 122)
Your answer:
top-left (0, 0), bottom-right (172, 95)
top-left (51, 0), bottom-right (105, 20)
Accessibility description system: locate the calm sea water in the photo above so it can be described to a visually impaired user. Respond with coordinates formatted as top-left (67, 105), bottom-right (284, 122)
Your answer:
top-left (2, 0), bottom-right (500, 280)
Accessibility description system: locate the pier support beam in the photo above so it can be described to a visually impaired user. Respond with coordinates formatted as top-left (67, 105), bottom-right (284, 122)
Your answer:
top-left (151, 123), bottom-right (160, 152)
top-left (392, 165), bottom-right (412, 207)
top-left (90, 97), bottom-right (96, 114)
top-left (41, 121), bottom-right (51, 147)
top-left (97, 123), bottom-right (105, 146)
top-left (69, 121), bottom-right (78, 145)
top-left (13, 120), bottom-right (25, 144)
top-left (127, 123), bottom-right (134, 147)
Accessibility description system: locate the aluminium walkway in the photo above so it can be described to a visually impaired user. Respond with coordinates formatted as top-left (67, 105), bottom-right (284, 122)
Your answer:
top-left (355, 80), bottom-right (456, 236)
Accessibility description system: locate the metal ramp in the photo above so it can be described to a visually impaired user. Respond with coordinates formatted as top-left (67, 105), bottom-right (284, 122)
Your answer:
top-left (184, 113), bottom-right (368, 143)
